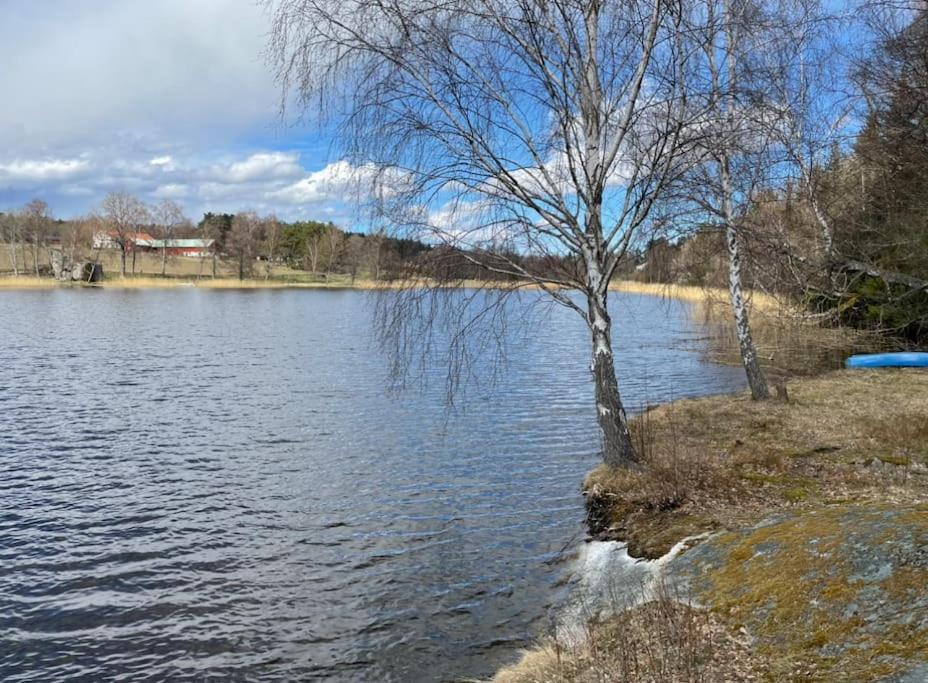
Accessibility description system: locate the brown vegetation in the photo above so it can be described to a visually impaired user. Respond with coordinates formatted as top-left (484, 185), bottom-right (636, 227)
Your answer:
top-left (492, 588), bottom-right (764, 683)
top-left (584, 369), bottom-right (928, 560)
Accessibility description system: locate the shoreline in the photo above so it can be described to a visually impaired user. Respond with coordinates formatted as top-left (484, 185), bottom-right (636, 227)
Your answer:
top-left (495, 367), bottom-right (928, 681)
top-left (0, 275), bottom-right (388, 290)
top-left (0, 274), bottom-right (778, 306)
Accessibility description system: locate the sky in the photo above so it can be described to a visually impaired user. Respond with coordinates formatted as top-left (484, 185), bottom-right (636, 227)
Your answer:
top-left (0, 0), bottom-right (369, 225)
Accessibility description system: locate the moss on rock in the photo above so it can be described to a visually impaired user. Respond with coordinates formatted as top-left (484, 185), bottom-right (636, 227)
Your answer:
top-left (668, 505), bottom-right (928, 681)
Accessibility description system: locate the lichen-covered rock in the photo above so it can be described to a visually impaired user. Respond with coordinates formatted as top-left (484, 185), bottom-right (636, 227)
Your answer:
top-left (667, 505), bottom-right (928, 681)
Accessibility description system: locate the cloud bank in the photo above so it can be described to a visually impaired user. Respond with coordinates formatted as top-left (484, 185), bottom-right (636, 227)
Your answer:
top-left (0, 0), bottom-right (372, 223)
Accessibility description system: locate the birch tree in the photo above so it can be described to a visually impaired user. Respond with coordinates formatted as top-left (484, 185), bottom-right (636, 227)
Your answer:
top-left (228, 211), bottom-right (263, 281)
top-left (263, 215), bottom-right (282, 280)
top-left (22, 199), bottom-right (53, 277)
top-left (680, 0), bottom-right (778, 399)
top-left (306, 228), bottom-right (322, 274)
top-left (151, 199), bottom-right (188, 277)
top-left (268, 0), bottom-right (697, 467)
top-left (1, 212), bottom-right (21, 276)
top-left (100, 191), bottom-right (149, 278)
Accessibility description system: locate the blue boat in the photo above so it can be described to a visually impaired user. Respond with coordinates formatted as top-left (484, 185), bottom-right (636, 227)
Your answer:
top-left (846, 352), bottom-right (928, 369)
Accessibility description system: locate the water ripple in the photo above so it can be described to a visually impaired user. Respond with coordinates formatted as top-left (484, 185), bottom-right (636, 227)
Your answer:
top-left (0, 289), bottom-right (745, 681)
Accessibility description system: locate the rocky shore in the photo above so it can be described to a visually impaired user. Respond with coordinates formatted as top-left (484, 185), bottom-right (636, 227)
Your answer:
top-left (494, 369), bottom-right (928, 681)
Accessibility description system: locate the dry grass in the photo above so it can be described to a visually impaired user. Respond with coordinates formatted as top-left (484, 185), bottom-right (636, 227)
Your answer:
top-left (610, 280), bottom-right (780, 313)
top-left (696, 299), bottom-right (885, 379)
top-left (0, 274), bottom-right (369, 290)
top-left (610, 280), bottom-right (881, 378)
top-left (0, 276), bottom-right (63, 288)
top-left (0, 273), bottom-right (525, 291)
top-left (492, 589), bottom-right (763, 683)
top-left (585, 369), bottom-right (928, 559)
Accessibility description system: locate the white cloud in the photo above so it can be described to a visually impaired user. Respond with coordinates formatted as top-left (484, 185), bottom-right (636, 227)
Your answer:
top-left (0, 1), bottom-right (389, 225)
top-left (271, 161), bottom-right (410, 205)
top-left (152, 183), bottom-right (189, 199)
top-left (150, 156), bottom-right (174, 168)
top-left (211, 153), bottom-right (303, 184)
top-left (0, 158), bottom-right (91, 183)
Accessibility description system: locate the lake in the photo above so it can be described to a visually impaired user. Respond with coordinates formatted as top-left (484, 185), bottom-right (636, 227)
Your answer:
top-left (0, 288), bottom-right (745, 681)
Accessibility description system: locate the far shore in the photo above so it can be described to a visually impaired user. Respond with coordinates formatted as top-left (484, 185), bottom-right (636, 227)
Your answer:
top-left (0, 273), bottom-right (780, 309)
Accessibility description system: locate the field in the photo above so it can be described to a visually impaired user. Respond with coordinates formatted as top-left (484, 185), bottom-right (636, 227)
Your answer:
top-left (0, 249), bottom-right (366, 288)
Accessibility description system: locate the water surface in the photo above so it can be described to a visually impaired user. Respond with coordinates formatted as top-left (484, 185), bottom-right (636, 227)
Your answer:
top-left (0, 289), bottom-right (744, 681)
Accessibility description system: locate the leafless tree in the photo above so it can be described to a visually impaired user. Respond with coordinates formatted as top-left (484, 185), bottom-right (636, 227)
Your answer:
top-left (151, 199), bottom-right (188, 277)
top-left (60, 217), bottom-right (96, 264)
top-left (200, 216), bottom-right (225, 279)
top-left (343, 233), bottom-right (367, 284)
top-left (758, 0), bottom-right (928, 306)
top-left (268, 0), bottom-right (700, 467)
top-left (228, 211), bottom-right (263, 281)
top-left (263, 214), bottom-right (282, 280)
top-left (305, 228), bottom-right (322, 275)
top-left (22, 199), bottom-right (53, 277)
top-left (755, 0), bottom-right (854, 300)
top-left (1, 211), bottom-right (22, 276)
top-left (367, 230), bottom-right (385, 281)
top-left (676, 0), bottom-right (787, 399)
top-left (323, 224), bottom-right (343, 280)
top-left (99, 191), bottom-right (149, 278)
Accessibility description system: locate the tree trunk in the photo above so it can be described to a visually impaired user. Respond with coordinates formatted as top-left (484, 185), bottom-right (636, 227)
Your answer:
top-left (120, 248), bottom-right (127, 278)
top-left (588, 291), bottom-right (640, 468)
top-left (131, 248), bottom-right (137, 275)
top-left (724, 221), bottom-right (770, 399)
top-left (212, 253), bottom-right (217, 278)
top-left (8, 241), bottom-right (18, 276)
top-left (161, 246), bottom-right (167, 276)
top-left (718, 134), bottom-right (769, 400)
top-left (33, 242), bottom-right (39, 276)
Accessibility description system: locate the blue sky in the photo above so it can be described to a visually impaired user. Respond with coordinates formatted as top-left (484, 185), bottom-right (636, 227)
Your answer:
top-left (0, 0), bottom-right (369, 225)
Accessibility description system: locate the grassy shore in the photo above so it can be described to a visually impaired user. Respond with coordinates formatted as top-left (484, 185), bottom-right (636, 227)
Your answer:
top-left (585, 368), bottom-right (928, 559)
top-left (609, 279), bottom-right (780, 312)
top-left (0, 268), bottom-right (782, 304)
top-left (496, 368), bottom-right (928, 682)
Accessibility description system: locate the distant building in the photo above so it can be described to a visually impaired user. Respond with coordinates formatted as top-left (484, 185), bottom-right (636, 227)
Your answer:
top-left (92, 231), bottom-right (156, 250)
top-left (92, 232), bottom-right (214, 256)
top-left (142, 238), bottom-right (215, 257)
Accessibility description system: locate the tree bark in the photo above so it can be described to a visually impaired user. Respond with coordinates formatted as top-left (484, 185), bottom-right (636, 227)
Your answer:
top-left (161, 246), bottom-right (167, 276)
top-left (120, 247), bottom-right (127, 278)
top-left (724, 214), bottom-right (770, 399)
top-left (588, 290), bottom-right (639, 468)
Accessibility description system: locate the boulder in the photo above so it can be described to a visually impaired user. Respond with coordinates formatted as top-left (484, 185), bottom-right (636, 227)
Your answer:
top-left (49, 249), bottom-right (103, 282)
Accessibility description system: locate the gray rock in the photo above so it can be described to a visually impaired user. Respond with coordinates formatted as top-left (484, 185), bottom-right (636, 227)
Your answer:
top-left (665, 505), bottom-right (928, 680)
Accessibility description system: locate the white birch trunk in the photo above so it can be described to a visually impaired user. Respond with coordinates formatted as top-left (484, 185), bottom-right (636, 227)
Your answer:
top-left (7, 240), bottom-right (18, 276)
top-left (722, 160), bottom-right (770, 400)
top-left (718, 0), bottom-right (769, 400)
top-left (585, 245), bottom-right (639, 468)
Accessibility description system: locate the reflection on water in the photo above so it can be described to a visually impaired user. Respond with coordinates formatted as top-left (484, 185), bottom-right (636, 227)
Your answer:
top-left (0, 289), bottom-right (745, 681)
